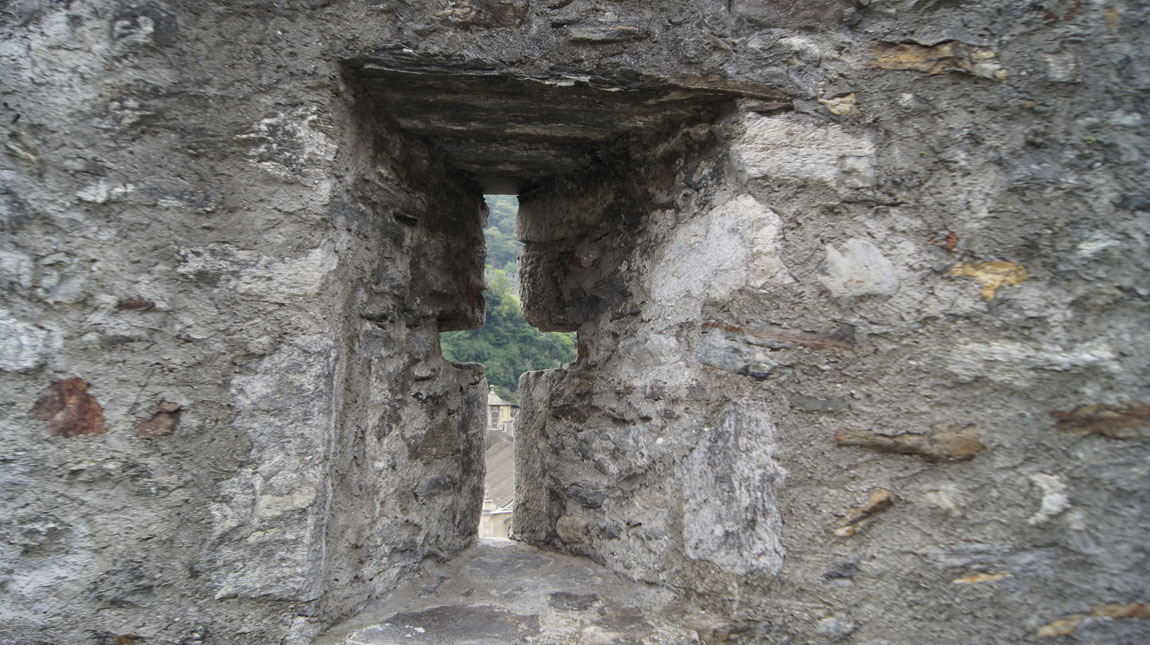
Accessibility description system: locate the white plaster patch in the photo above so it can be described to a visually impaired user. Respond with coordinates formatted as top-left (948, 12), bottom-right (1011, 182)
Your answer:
top-left (75, 180), bottom-right (133, 204)
top-left (1075, 232), bottom-right (1120, 258)
top-left (732, 116), bottom-right (875, 188)
top-left (946, 340), bottom-right (1118, 386)
top-left (255, 488), bottom-right (318, 520)
top-left (0, 249), bottom-right (35, 289)
top-left (0, 309), bottom-right (51, 371)
top-left (648, 194), bottom-right (790, 320)
top-left (234, 244), bottom-right (338, 299)
top-left (818, 238), bottom-right (899, 297)
top-left (925, 484), bottom-right (965, 518)
top-left (245, 109), bottom-right (338, 182)
top-left (1028, 473), bottom-right (1069, 525)
top-left (37, 254), bottom-right (88, 304)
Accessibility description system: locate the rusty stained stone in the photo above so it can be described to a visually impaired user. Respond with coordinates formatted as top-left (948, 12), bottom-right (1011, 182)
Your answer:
top-left (1037, 602), bottom-right (1150, 638)
top-left (949, 261), bottom-right (1028, 300)
top-left (136, 400), bottom-right (182, 438)
top-left (702, 321), bottom-right (854, 351)
top-left (1051, 402), bottom-right (1150, 439)
top-left (952, 572), bottom-right (1006, 585)
top-left (870, 41), bottom-right (1008, 81)
top-left (409, 421), bottom-right (460, 461)
top-left (833, 488), bottom-right (893, 537)
top-left (818, 93), bottom-right (858, 116)
top-left (835, 423), bottom-right (985, 462)
top-left (115, 298), bottom-right (155, 311)
top-left (31, 377), bottom-right (106, 437)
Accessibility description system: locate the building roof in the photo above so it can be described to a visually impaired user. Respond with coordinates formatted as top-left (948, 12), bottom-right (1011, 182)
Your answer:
top-left (487, 385), bottom-right (517, 408)
top-left (484, 429), bottom-right (516, 510)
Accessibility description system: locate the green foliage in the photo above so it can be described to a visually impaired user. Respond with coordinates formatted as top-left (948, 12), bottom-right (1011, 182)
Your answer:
top-left (484, 195), bottom-right (520, 276)
top-left (441, 196), bottom-right (577, 401)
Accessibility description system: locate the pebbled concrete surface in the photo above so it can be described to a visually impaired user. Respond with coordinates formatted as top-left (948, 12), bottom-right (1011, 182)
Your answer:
top-left (314, 539), bottom-right (724, 645)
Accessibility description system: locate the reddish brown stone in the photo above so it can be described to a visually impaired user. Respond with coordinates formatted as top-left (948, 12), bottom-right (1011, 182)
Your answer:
top-left (1051, 403), bottom-right (1150, 439)
top-left (833, 488), bottom-right (894, 537)
top-left (136, 400), bottom-right (182, 438)
top-left (1037, 602), bottom-right (1150, 638)
top-left (835, 423), bottom-right (985, 462)
top-left (870, 41), bottom-right (1007, 81)
top-left (31, 377), bottom-right (106, 437)
top-left (748, 101), bottom-right (794, 116)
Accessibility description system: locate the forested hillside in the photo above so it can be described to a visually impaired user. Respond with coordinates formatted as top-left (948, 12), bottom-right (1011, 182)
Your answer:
top-left (441, 196), bottom-right (576, 402)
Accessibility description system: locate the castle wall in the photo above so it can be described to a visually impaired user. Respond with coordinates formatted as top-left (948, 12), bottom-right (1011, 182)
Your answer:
top-left (2, 1), bottom-right (1147, 642)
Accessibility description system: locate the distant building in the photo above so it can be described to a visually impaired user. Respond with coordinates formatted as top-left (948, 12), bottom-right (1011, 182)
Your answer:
top-left (478, 496), bottom-right (514, 539)
top-left (486, 385), bottom-right (518, 432)
top-left (479, 386), bottom-right (517, 538)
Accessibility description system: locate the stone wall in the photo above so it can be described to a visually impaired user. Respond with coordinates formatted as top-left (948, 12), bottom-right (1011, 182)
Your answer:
top-left (2, 0), bottom-right (1148, 643)
top-left (512, 2), bottom-right (1150, 641)
top-left (1, 4), bottom-right (486, 642)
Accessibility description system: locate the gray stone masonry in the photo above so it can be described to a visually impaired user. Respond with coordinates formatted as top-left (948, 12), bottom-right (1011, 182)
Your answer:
top-left (2, 1), bottom-right (1148, 643)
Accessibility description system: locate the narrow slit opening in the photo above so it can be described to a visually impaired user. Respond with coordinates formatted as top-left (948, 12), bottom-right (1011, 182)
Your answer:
top-left (440, 194), bottom-right (577, 539)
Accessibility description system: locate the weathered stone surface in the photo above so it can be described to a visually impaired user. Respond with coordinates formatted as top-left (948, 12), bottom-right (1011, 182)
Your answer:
top-left (952, 572), bottom-right (1005, 585)
top-left (437, 0), bottom-right (528, 29)
top-left (1036, 603), bottom-right (1150, 639)
top-left (702, 321), bottom-right (854, 351)
top-left (345, 51), bottom-right (737, 191)
top-left (1027, 473), bottom-right (1069, 525)
top-left (555, 514), bottom-right (591, 544)
top-left (729, 0), bottom-right (851, 27)
top-left (946, 341), bottom-right (1118, 386)
top-left (565, 23), bottom-right (650, 43)
top-left (696, 326), bottom-right (780, 379)
top-left (789, 394), bottom-right (849, 413)
top-left (315, 541), bottom-right (721, 644)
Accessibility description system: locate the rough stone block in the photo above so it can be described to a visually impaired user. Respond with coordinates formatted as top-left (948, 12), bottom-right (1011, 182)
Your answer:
top-left (136, 401), bottom-right (181, 438)
top-left (565, 24), bottom-right (650, 43)
top-left (818, 238), bottom-right (899, 298)
top-left (949, 261), bottom-right (1027, 300)
top-left (946, 341), bottom-right (1118, 386)
top-left (1051, 403), bottom-right (1150, 439)
top-left (833, 488), bottom-right (893, 537)
top-left (835, 424), bottom-right (985, 462)
top-left (729, 0), bottom-right (851, 27)
top-left (649, 194), bottom-right (790, 320)
top-left (696, 327), bottom-right (779, 379)
top-left (870, 41), bottom-right (1007, 81)
top-left (733, 117), bottom-right (875, 189)
top-left (0, 310), bottom-right (50, 372)
top-left (683, 401), bottom-right (785, 576)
